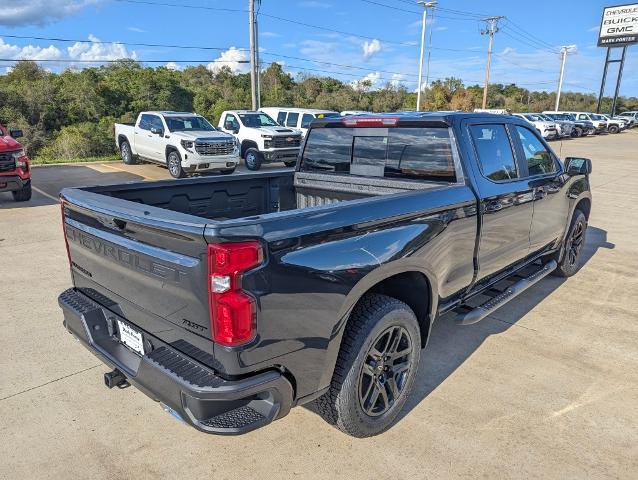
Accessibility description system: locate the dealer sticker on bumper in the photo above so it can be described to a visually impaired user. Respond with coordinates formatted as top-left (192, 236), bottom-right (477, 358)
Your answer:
top-left (117, 320), bottom-right (144, 356)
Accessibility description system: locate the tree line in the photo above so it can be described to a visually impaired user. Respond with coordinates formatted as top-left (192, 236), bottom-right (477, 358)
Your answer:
top-left (1, 60), bottom-right (635, 161)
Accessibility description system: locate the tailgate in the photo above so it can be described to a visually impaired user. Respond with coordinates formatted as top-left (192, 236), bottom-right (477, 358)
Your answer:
top-left (60, 187), bottom-right (212, 339)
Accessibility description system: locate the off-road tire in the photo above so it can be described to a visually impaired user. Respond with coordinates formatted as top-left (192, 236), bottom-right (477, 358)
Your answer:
top-left (12, 184), bottom-right (32, 202)
top-left (167, 150), bottom-right (186, 178)
top-left (314, 293), bottom-right (421, 437)
top-left (245, 148), bottom-right (263, 171)
top-left (120, 140), bottom-right (137, 165)
top-left (552, 209), bottom-right (587, 277)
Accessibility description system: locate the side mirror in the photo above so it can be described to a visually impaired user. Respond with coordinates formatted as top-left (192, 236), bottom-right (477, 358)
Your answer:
top-left (150, 127), bottom-right (163, 136)
top-left (232, 128), bottom-right (239, 134)
top-left (9, 129), bottom-right (23, 139)
top-left (565, 157), bottom-right (592, 176)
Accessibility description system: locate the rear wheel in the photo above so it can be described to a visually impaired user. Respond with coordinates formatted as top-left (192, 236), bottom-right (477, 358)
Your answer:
top-left (12, 183), bottom-right (32, 202)
top-left (120, 140), bottom-right (136, 165)
top-left (167, 151), bottom-right (186, 178)
top-left (553, 209), bottom-right (587, 277)
top-left (245, 148), bottom-right (262, 171)
top-left (314, 294), bottom-right (421, 437)
top-left (571, 127), bottom-right (582, 138)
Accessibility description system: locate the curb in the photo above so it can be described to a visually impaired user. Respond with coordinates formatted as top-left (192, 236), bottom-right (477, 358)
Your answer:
top-left (31, 160), bottom-right (121, 168)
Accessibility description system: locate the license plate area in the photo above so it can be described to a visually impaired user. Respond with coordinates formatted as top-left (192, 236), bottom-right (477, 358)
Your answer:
top-left (117, 320), bottom-right (145, 356)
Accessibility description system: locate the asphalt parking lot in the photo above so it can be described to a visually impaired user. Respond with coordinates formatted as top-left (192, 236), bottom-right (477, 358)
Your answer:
top-left (1, 132), bottom-right (637, 479)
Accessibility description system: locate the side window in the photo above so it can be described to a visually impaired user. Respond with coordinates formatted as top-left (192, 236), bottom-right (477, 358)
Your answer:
top-left (514, 126), bottom-right (556, 176)
top-left (277, 111), bottom-right (287, 126)
top-left (469, 124), bottom-right (518, 181)
top-left (139, 114), bottom-right (153, 130)
top-left (286, 112), bottom-right (299, 127)
top-left (301, 113), bottom-right (315, 128)
top-left (148, 115), bottom-right (163, 132)
top-left (224, 114), bottom-right (239, 131)
top-left (578, 114), bottom-right (588, 120)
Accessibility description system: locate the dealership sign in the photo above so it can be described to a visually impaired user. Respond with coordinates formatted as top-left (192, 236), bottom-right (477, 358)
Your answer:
top-left (598, 3), bottom-right (638, 46)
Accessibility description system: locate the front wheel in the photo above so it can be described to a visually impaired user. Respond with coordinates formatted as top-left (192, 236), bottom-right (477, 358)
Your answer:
top-left (167, 151), bottom-right (186, 178)
top-left (244, 148), bottom-right (263, 171)
top-left (608, 125), bottom-right (620, 134)
top-left (553, 209), bottom-right (587, 277)
top-left (314, 293), bottom-right (421, 437)
top-left (12, 184), bottom-right (32, 202)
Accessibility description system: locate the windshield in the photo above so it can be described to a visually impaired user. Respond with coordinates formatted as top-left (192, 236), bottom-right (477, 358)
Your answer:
top-left (165, 115), bottom-right (215, 132)
top-left (239, 113), bottom-right (278, 127)
top-left (524, 114), bottom-right (544, 122)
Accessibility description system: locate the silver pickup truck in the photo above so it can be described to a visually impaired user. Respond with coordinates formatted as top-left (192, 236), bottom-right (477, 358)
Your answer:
top-left (114, 111), bottom-right (240, 178)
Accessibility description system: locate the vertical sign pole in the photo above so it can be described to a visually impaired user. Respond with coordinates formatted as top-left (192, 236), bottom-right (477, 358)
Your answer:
top-left (611, 46), bottom-right (628, 117)
top-left (596, 47), bottom-right (611, 114)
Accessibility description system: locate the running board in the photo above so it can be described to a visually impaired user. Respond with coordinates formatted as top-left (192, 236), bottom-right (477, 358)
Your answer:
top-left (455, 260), bottom-right (557, 326)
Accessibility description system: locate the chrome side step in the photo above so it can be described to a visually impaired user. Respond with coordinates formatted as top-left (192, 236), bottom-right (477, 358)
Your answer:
top-left (455, 260), bottom-right (557, 325)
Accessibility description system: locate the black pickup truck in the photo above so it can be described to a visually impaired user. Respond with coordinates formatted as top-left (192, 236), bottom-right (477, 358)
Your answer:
top-left (58, 112), bottom-right (592, 437)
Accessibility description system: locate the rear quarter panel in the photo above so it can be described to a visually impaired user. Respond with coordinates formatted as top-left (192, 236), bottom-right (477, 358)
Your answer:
top-left (206, 184), bottom-right (478, 398)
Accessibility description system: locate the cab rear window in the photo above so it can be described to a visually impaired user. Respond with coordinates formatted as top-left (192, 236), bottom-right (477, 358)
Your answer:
top-left (300, 127), bottom-right (456, 182)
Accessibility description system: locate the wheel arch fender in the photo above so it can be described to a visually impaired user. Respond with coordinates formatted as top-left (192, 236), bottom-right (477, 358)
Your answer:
top-left (117, 134), bottom-right (129, 149)
top-left (338, 260), bottom-right (440, 348)
top-left (165, 144), bottom-right (180, 161)
top-left (241, 140), bottom-right (258, 158)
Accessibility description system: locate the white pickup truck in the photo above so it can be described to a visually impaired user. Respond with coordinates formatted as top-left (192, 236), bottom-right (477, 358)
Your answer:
top-left (114, 111), bottom-right (240, 178)
top-left (217, 110), bottom-right (302, 170)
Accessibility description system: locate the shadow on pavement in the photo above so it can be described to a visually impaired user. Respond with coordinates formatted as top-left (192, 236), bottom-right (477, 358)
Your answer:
top-left (305, 226), bottom-right (614, 430)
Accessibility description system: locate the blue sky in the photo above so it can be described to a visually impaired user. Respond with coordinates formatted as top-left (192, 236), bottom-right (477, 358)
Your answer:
top-left (0, 0), bottom-right (636, 96)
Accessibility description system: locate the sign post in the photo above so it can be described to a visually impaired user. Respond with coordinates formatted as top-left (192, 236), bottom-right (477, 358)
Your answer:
top-left (596, 3), bottom-right (637, 115)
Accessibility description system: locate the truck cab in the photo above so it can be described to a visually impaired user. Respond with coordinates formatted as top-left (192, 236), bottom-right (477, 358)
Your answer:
top-left (217, 110), bottom-right (302, 170)
top-left (0, 124), bottom-right (31, 202)
top-left (115, 112), bottom-right (239, 178)
top-left (259, 107), bottom-right (340, 137)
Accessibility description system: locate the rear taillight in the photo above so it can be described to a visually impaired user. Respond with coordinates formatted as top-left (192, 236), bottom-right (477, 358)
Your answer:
top-left (60, 201), bottom-right (72, 266)
top-left (208, 241), bottom-right (263, 346)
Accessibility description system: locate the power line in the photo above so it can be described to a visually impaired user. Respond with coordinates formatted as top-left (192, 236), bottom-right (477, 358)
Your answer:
top-left (113, 0), bottom-right (246, 13)
top-left (0, 58), bottom-right (247, 64)
top-left (0, 33), bottom-right (248, 52)
top-left (503, 19), bottom-right (557, 51)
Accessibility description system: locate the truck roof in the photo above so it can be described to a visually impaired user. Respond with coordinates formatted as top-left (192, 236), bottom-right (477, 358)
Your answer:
top-left (142, 111), bottom-right (199, 116)
top-left (310, 111), bottom-right (521, 128)
top-left (223, 110), bottom-right (263, 114)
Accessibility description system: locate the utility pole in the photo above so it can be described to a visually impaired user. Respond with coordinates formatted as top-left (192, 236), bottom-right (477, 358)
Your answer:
top-left (249, 0), bottom-right (258, 110)
top-left (255, 5), bottom-right (261, 110)
top-left (480, 16), bottom-right (504, 109)
top-left (555, 45), bottom-right (576, 111)
top-left (416, 1), bottom-right (437, 112)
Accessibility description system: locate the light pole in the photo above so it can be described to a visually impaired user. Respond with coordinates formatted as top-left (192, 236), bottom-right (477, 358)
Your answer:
top-left (416, 1), bottom-right (436, 112)
top-left (555, 45), bottom-right (576, 111)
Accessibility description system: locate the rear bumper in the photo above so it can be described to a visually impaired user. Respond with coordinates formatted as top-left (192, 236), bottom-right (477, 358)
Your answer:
top-left (0, 176), bottom-right (29, 193)
top-left (58, 288), bottom-right (293, 435)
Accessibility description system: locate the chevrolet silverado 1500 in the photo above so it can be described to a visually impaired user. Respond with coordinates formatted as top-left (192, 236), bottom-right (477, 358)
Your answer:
top-left (59, 112), bottom-right (592, 437)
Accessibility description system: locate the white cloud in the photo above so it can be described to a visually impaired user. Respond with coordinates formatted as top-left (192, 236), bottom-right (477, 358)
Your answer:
top-left (0, 0), bottom-right (101, 26)
top-left (300, 1), bottom-right (332, 8)
top-left (128, 27), bottom-right (146, 33)
top-left (165, 62), bottom-right (180, 71)
top-left (390, 73), bottom-right (404, 88)
top-left (351, 72), bottom-right (380, 90)
top-left (207, 47), bottom-right (249, 74)
top-left (362, 39), bottom-right (381, 59)
top-left (67, 34), bottom-right (135, 62)
top-left (261, 31), bottom-right (281, 38)
top-left (0, 35), bottom-right (137, 69)
top-left (588, 26), bottom-right (600, 32)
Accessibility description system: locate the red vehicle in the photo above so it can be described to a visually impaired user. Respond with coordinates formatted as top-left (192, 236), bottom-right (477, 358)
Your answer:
top-left (0, 124), bottom-right (31, 202)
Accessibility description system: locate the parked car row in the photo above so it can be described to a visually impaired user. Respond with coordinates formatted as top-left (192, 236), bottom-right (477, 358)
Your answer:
top-left (112, 107), bottom-right (637, 178)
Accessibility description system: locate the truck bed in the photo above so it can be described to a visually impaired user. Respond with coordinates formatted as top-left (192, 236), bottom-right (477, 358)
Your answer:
top-left (83, 170), bottom-right (442, 223)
